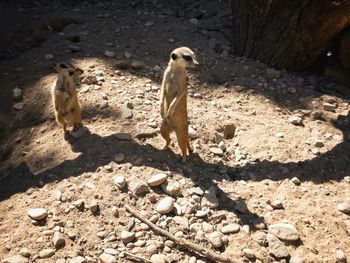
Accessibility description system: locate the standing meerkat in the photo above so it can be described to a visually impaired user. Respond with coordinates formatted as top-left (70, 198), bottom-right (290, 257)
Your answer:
top-left (52, 62), bottom-right (84, 135)
top-left (160, 47), bottom-right (199, 162)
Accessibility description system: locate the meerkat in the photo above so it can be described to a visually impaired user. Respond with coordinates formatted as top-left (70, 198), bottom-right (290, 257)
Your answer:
top-left (160, 47), bottom-right (199, 162)
top-left (52, 62), bottom-right (84, 134)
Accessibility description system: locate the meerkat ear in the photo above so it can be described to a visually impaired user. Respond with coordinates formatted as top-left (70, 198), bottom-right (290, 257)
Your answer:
top-left (171, 53), bottom-right (177, 60)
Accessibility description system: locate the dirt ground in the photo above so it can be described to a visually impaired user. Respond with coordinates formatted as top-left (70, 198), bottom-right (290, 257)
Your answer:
top-left (0, 1), bottom-right (350, 263)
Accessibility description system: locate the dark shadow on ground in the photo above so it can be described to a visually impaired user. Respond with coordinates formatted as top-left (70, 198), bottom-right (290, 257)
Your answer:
top-left (0, 129), bottom-right (263, 228)
top-left (1, 114), bottom-right (349, 223)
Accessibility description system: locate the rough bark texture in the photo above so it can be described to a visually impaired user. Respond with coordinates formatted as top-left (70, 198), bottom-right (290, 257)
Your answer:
top-left (231, 0), bottom-right (350, 71)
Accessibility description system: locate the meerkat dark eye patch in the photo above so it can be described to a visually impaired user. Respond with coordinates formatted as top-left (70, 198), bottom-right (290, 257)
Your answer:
top-left (171, 53), bottom-right (177, 60)
top-left (69, 70), bottom-right (74, 76)
top-left (183, 55), bottom-right (192, 62)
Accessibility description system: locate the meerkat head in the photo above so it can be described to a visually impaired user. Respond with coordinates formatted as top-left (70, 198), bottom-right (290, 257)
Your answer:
top-left (169, 47), bottom-right (199, 69)
top-left (53, 62), bottom-right (84, 85)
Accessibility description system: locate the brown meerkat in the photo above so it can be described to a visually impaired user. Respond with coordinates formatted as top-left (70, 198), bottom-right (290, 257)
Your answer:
top-left (52, 62), bottom-right (84, 135)
top-left (160, 47), bottom-right (199, 162)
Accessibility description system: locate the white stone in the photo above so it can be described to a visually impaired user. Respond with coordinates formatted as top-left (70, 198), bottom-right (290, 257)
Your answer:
top-left (336, 250), bottom-right (347, 263)
top-left (267, 233), bottom-right (289, 259)
top-left (2, 255), bottom-right (28, 263)
top-left (291, 177), bottom-right (301, 185)
top-left (69, 256), bottom-right (86, 263)
top-left (124, 52), bottom-right (132, 59)
top-left (89, 200), bottom-right (99, 213)
top-left (189, 18), bottom-right (198, 25)
top-left (290, 256), bottom-right (304, 263)
top-left (276, 132), bottom-right (284, 138)
top-left (221, 223), bottom-right (240, 234)
top-left (243, 248), bottom-right (256, 260)
top-left (208, 232), bottom-right (224, 248)
top-left (188, 125), bottom-right (198, 139)
top-left (195, 210), bottom-right (207, 218)
top-left (104, 50), bottom-right (116, 58)
top-left (131, 61), bottom-right (145, 70)
top-left (150, 254), bottom-right (168, 263)
top-left (268, 223), bottom-right (300, 241)
top-left (156, 197), bottom-right (174, 214)
top-left (104, 248), bottom-right (119, 256)
top-left (114, 153), bottom-right (125, 162)
top-left (271, 199), bottom-right (283, 209)
top-left (39, 248), bottom-right (55, 259)
top-left (120, 230), bottom-right (135, 243)
top-left (28, 208), bottom-right (47, 221)
top-left (99, 253), bottom-right (117, 263)
top-left (161, 181), bottom-right (181, 196)
top-left (289, 116), bottom-right (303, 126)
top-left (19, 248), bottom-right (31, 258)
top-left (323, 102), bottom-right (337, 111)
top-left (128, 179), bottom-right (149, 195)
top-left (113, 175), bottom-right (126, 189)
top-left (210, 147), bottom-right (224, 156)
top-left (45, 54), bottom-right (54, 60)
top-left (13, 102), bottom-right (24, 110)
top-left (337, 202), bottom-right (350, 214)
top-left (147, 173), bottom-right (168, 187)
top-left (188, 187), bottom-right (204, 196)
top-left (52, 231), bottom-right (65, 248)
top-left (12, 87), bottom-right (22, 100)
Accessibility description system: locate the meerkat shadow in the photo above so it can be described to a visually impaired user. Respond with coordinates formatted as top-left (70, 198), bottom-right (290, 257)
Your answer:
top-left (64, 126), bottom-right (91, 148)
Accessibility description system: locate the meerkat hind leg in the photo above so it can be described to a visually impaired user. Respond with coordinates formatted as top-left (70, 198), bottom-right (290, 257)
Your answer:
top-left (160, 120), bottom-right (172, 149)
top-left (175, 128), bottom-right (189, 163)
top-left (56, 111), bottom-right (67, 133)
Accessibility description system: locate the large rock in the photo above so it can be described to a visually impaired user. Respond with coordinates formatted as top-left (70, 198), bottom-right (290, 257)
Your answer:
top-left (52, 232), bottom-right (65, 249)
top-left (221, 223), bottom-right (240, 234)
top-left (12, 87), bottom-right (23, 100)
top-left (147, 173), bottom-right (168, 187)
top-left (208, 232), bottom-right (224, 248)
top-left (337, 202), bottom-right (350, 214)
top-left (150, 254), bottom-right (168, 263)
top-left (99, 253), bottom-right (117, 263)
top-left (2, 255), bottom-right (28, 263)
top-left (39, 248), bottom-right (55, 259)
top-left (128, 179), bottom-right (149, 195)
top-left (268, 223), bottom-right (300, 241)
top-left (121, 101), bottom-right (133, 119)
top-left (267, 233), bottom-right (289, 259)
top-left (113, 175), bottom-right (126, 189)
top-left (161, 181), bottom-right (181, 196)
top-left (27, 208), bottom-right (47, 221)
top-left (120, 230), bottom-right (135, 243)
top-left (156, 197), bottom-right (174, 214)
top-left (69, 256), bottom-right (87, 263)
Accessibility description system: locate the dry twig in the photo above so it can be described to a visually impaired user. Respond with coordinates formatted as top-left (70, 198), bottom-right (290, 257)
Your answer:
top-left (123, 251), bottom-right (155, 263)
top-left (125, 205), bottom-right (237, 263)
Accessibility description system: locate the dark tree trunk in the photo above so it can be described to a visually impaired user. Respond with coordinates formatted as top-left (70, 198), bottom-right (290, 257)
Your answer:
top-left (231, 0), bottom-right (350, 71)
